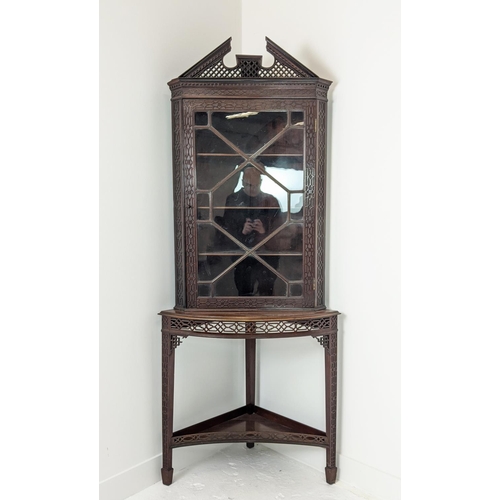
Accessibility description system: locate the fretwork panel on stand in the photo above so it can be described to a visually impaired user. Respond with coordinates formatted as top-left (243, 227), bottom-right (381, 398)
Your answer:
top-left (162, 314), bottom-right (336, 338)
top-left (159, 309), bottom-right (339, 486)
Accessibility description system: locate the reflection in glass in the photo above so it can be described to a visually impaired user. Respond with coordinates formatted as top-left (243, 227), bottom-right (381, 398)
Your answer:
top-left (216, 167), bottom-right (285, 250)
top-left (212, 112), bottom-right (287, 154)
top-left (194, 110), bottom-right (307, 298)
top-left (260, 223), bottom-right (303, 254)
top-left (197, 223), bottom-right (244, 255)
top-left (233, 256), bottom-right (278, 296)
top-left (195, 112), bottom-right (208, 126)
top-left (197, 209), bottom-right (209, 221)
top-left (232, 167), bottom-right (294, 210)
top-left (197, 193), bottom-right (209, 208)
top-left (273, 256), bottom-right (303, 281)
top-left (290, 193), bottom-right (304, 216)
top-left (291, 111), bottom-right (304, 125)
top-left (210, 170), bottom-right (242, 210)
top-left (214, 269), bottom-right (239, 297)
top-left (261, 128), bottom-right (303, 155)
top-left (195, 129), bottom-right (235, 154)
top-left (257, 155), bottom-right (303, 172)
top-left (213, 256), bottom-right (283, 297)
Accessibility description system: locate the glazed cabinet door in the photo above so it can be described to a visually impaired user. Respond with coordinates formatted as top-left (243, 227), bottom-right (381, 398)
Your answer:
top-left (176, 99), bottom-right (321, 309)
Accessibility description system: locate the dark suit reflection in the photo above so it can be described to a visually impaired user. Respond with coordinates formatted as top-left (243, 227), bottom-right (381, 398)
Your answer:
top-left (221, 168), bottom-right (281, 296)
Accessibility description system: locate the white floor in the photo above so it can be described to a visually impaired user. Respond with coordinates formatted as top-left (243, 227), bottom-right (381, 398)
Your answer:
top-left (126, 444), bottom-right (372, 500)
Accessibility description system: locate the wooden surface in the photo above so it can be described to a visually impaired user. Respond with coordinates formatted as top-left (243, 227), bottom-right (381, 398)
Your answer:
top-left (160, 308), bottom-right (339, 321)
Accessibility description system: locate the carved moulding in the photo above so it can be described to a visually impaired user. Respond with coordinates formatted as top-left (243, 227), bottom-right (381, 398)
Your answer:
top-left (169, 81), bottom-right (330, 101)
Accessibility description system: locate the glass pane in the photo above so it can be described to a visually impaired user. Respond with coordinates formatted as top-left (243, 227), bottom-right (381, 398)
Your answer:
top-left (274, 256), bottom-right (303, 281)
top-left (197, 193), bottom-right (209, 208)
top-left (257, 155), bottom-right (303, 172)
top-left (195, 129), bottom-right (235, 154)
top-left (258, 223), bottom-right (303, 253)
top-left (195, 112), bottom-right (208, 126)
top-left (229, 166), bottom-right (289, 212)
top-left (211, 111), bottom-right (288, 154)
top-left (197, 208), bottom-right (209, 221)
top-left (290, 193), bottom-right (304, 217)
top-left (194, 110), bottom-right (307, 301)
top-left (197, 223), bottom-right (245, 255)
top-left (210, 167), bottom-right (242, 209)
top-left (253, 163), bottom-right (303, 193)
top-left (214, 167), bottom-right (287, 249)
top-left (214, 256), bottom-right (286, 297)
top-left (260, 127), bottom-right (304, 155)
top-left (198, 284), bottom-right (211, 296)
top-left (291, 111), bottom-right (304, 125)
top-left (196, 155), bottom-right (246, 190)
top-left (199, 255), bottom-right (236, 283)
top-left (213, 269), bottom-right (240, 297)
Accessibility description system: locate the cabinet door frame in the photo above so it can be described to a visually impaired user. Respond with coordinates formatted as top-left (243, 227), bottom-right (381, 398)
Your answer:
top-left (178, 98), bottom-right (319, 309)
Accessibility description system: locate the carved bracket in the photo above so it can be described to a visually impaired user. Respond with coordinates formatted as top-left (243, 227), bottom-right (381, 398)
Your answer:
top-left (315, 335), bottom-right (330, 350)
top-left (170, 335), bottom-right (186, 353)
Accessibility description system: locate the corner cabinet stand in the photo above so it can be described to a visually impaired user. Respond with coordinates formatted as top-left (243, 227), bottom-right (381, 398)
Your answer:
top-left (160, 309), bottom-right (339, 485)
top-left (161, 37), bottom-right (339, 485)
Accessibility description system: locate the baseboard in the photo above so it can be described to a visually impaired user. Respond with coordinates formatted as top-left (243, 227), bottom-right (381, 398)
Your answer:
top-left (262, 444), bottom-right (400, 500)
top-left (337, 454), bottom-right (401, 500)
top-left (99, 454), bottom-right (161, 500)
top-left (99, 444), bottom-right (231, 500)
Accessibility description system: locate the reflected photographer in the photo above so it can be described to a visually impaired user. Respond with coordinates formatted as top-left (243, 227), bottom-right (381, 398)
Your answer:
top-left (221, 167), bottom-right (281, 296)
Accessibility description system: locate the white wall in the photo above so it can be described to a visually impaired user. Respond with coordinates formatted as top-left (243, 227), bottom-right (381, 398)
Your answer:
top-left (99, 2), bottom-right (242, 499)
top-left (242, 2), bottom-right (400, 500)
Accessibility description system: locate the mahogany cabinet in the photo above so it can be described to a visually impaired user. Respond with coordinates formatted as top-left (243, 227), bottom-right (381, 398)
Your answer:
top-left (160, 37), bottom-right (339, 485)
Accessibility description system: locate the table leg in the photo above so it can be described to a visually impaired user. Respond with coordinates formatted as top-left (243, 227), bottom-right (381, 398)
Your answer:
top-left (325, 331), bottom-right (338, 484)
top-left (245, 337), bottom-right (256, 448)
top-left (161, 332), bottom-right (176, 485)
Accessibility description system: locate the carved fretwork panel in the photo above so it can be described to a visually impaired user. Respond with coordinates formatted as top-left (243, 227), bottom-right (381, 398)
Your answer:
top-left (163, 315), bottom-right (335, 337)
top-left (316, 101), bottom-right (327, 307)
top-left (315, 335), bottom-right (330, 350)
top-left (172, 100), bottom-right (185, 307)
top-left (327, 331), bottom-right (338, 467)
top-left (179, 37), bottom-right (318, 80)
top-left (172, 431), bottom-right (327, 447)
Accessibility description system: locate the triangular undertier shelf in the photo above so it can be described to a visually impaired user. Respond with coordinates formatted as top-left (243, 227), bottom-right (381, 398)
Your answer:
top-left (171, 404), bottom-right (328, 448)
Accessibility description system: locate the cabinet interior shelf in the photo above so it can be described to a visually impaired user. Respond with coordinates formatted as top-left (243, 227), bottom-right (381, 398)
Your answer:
top-left (171, 404), bottom-right (327, 448)
top-left (198, 207), bottom-right (302, 211)
top-left (196, 153), bottom-right (304, 157)
top-left (198, 252), bottom-right (303, 256)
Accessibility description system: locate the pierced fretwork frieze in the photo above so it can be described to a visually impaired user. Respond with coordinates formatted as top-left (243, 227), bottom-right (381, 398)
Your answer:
top-left (172, 431), bottom-right (327, 447)
top-left (178, 37), bottom-right (318, 80)
top-left (164, 316), bottom-right (335, 336)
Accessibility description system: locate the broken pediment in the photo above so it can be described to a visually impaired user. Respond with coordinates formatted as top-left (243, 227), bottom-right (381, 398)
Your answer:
top-left (178, 37), bottom-right (319, 79)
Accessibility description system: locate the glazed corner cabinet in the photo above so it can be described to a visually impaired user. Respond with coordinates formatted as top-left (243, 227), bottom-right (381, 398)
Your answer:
top-left (160, 37), bottom-right (339, 485)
